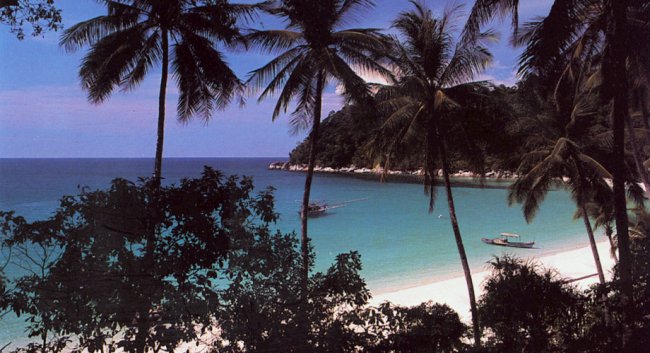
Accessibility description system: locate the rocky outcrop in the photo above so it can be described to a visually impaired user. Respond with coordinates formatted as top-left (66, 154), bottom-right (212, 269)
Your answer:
top-left (268, 162), bottom-right (518, 179)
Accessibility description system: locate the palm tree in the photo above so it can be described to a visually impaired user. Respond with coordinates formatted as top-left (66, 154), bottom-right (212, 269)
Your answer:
top-left (368, 1), bottom-right (497, 346)
top-left (509, 136), bottom-right (612, 284)
top-left (61, 0), bottom-right (260, 180)
top-left (463, 0), bottom-right (645, 309)
top-left (247, 0), bottom-right (391, 307)
top-left (582, 201), bottom-right (618, 263)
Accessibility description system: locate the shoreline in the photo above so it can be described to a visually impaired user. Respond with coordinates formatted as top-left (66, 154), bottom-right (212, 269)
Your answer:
top-left (369, 236), bottom-right (608, 295)
top-left (369, 240), bottom-right (616, 320)
top-left (268, 162), bottom-right (518, 188)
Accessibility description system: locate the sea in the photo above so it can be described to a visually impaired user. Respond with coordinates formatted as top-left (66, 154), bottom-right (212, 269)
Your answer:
top-left (0, 157), bottom-right (596, 347)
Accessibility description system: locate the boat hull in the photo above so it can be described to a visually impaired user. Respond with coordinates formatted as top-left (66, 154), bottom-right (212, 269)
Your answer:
top-left (482, 237), bottom-right (535, 248)
top-left (504, 241), bottom-right (535, 248)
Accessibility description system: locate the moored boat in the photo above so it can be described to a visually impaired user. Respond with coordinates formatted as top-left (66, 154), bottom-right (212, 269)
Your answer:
top-left (300, 198), bottom-right (369, 218)
top-left (481, 233), bottom-right (535, 248)
top-left (305, 202), bottom-right (328, 217)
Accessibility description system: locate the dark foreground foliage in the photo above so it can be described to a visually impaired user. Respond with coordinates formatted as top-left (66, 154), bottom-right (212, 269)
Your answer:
top-left (478, 256), bottom-right (587, 353)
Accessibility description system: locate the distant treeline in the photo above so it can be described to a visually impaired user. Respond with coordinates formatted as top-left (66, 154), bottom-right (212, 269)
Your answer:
top-left (289, 76), bottom-right (626, 173)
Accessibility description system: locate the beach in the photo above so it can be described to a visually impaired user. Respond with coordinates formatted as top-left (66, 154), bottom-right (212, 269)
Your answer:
top-left (371, 240), bottom-right (616, 320)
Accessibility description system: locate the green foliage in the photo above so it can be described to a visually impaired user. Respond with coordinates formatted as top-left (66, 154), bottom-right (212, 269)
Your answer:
top-left (478, 256), bottom-right (586, 353)
top-left (0, 0), bottom-right (62, 40)
top-left (1, 167), bottom-right (279, 352)
top-left (356, 301), bottom-right (467, 353)
top-left (215, 241), bottom-right (373, 353)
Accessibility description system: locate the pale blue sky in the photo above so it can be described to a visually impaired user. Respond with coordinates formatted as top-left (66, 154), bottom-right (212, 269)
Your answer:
top-left (0, 0), bottom-right (552, 158)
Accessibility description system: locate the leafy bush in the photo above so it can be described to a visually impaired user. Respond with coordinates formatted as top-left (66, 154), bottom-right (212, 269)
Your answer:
top-left (478, 256), bottom-right (585, 353)
top-left (355, 301), bottom-right (468, 353)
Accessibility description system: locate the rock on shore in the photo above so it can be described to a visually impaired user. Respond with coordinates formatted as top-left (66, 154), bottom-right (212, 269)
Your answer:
top-left (267, 162), bottom-right (518, 179)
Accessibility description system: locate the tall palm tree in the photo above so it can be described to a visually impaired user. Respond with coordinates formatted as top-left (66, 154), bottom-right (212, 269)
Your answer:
top-left (247, 0), bottom-right (391, 307)
top-left (368, 1), bottom-right (496, 346)
top-left (463, 0), bottom-right (646, 308)
top-left (61, 0), bottom-right (260, 180)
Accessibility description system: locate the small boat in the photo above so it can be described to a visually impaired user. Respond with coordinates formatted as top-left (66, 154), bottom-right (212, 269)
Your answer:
top-left (481, 233), bottom-right (535, 248)
top-left (305, 202), bottom-right (328, 217)
top-left (300, 198), bottom-right (369, 218)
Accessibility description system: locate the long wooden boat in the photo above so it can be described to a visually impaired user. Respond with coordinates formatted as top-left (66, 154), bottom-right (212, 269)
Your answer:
top-left (482, 233), bottom-right (535, 248)
top-left (301, 198), bottom-right (369, 218)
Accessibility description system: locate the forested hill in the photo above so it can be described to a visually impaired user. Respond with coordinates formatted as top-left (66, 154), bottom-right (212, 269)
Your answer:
top-left (289, 83), bottom-right (543, 172)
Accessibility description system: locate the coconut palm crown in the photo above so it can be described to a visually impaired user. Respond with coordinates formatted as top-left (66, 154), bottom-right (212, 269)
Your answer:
top-left (247, 0), bottom-right (392, 128)
top-left (369, 1), bottom-right (496, 347)
top-left (61, 0), bottom-right (261, 179)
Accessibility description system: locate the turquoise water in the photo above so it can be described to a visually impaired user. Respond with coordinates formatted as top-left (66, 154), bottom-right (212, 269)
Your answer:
top-left (0, 158), bottom-right (595, 347)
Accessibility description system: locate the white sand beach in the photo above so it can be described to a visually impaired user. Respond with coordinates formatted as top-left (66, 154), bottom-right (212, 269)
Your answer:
top-left (370, 241), bottom-right (616, 320)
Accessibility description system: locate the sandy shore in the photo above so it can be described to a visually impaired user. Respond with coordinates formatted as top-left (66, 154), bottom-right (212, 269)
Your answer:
top-left (370, 241), bottom-right (616, 320)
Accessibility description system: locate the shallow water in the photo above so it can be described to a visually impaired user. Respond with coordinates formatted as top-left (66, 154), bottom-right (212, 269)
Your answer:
top-left (0, 158), bottom-right (596, 347)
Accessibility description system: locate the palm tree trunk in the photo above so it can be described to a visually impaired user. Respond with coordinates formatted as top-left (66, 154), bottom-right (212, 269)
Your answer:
top-left (297, 70), bottom-right (325, 350)
top-left (638, 87), bottom-right (650, 130)
top-left (625, 113), bottom-right (650, 200)
top-left (608, 0), bottom-right (633, 304)
top-left (607, 0), bottom-right (634, 341)
top-left (136, 30), bottom-right (168, 353)
top-left (580, 202), bottom-right (612, 327)
top-left (300, 71), bottom-right (324, 294)
top-left (605, 224), bottom-right (618, 263)
top-left (581, 203), bottom-right (606, 284)
top-left (437, 137), bottom-right (481, 347)
top-left (153, 28), bottom-right (169, 182)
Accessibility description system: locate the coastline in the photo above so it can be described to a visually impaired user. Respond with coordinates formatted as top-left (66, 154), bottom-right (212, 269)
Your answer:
top-left (268, 162), bottom-right (518, 188)
top-left (369, 240), bottom-right (616, 320)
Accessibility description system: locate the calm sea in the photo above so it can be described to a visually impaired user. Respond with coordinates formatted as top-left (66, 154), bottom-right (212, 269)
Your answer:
top-left (0, 158), bottom-right (595, 346)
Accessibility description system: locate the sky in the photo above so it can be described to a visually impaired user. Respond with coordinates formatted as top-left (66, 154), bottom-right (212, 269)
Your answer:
top-left (0, 0), bottom-right (553, 158)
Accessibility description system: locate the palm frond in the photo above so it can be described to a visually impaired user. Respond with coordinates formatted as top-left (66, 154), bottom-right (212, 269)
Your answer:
top-left (119, 31), bottom-right (161, 92)
top-left (440, 43), bottom-right (493, 87)
top-left (270, 55), bottom-right (318, 120)
top-left (173, 31), bottom-right (243, 123)
top-left (246, 29), bottom-right (303, 52)
top-left (60, 14), bottom-right (140, 52)
top-left (433, 90), bottom-right (458, 110)
top-left (517, 0), bottom-right (589, 77)
top-left (78, 23), bottom-right (151, 103)
top-left (323, 49), bottom-right (371, 103)
top-left (334, 0), bottom-right (375, 28)
top-left (462, 0), bottom-right (520, 43)
top-left (247, 46), bottom-right (305, 98)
